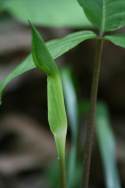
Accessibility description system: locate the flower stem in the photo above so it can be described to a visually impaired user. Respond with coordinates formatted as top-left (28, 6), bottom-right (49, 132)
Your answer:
top-left (55, 135), bottom-right (67, 188)
top-left (82, 38), bottom-right (104, 188)
top-left (59, 154), bottom-right (67, 188)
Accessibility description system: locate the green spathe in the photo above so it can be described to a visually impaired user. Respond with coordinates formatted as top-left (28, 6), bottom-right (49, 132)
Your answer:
top-left (31, 24), bottom-right (67, 159)
top-left (48, 74), bottom-right (67, 156)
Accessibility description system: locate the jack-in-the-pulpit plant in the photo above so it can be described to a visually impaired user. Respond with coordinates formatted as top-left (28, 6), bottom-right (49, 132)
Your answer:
top-left (0, 0), bottom-right (125, 188)
top-left (31, 25), bottom-right (67, 188)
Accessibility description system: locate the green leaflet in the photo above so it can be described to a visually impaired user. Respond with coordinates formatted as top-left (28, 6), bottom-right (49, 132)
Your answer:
top-left (77, 0), bottom-right (125, 33)
top-left (47, 31), bottom-right (96, 59)
top-left (105, 34), bottom-right (125, 48)
top-left (96, 103), bottom-right (121, 188)
top-left (0, 30), bottom-right (96, 97)
top-left (2, 0), bottom-right (91, 28)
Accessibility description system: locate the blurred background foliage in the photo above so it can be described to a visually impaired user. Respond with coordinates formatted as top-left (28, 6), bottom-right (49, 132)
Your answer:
top-left (0, 0), bottom-right (91, 28)
top-left (0, 0), bottom-right (124, 188)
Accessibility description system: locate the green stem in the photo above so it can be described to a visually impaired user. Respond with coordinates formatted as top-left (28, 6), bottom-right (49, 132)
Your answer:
top-left (82, 38), bottom-right (104, 188)
top-left (55, 135), bottom-right (67, 188)
top-left (59, 154), bottom-right (67, 188)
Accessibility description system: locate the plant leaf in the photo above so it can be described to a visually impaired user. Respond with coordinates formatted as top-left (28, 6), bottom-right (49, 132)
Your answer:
top-left (48, 31), bottom-right (96, 59)
top-left (105, 34), bottom-right (125, 48)
top-left (77, 0), bottom-right (125, 32)
top-left (0, 30), bottom-right (96, 96)
top-left (96, 103), bottom-right (121, 188)
top-left (3, 0), bottom-right (91, 28)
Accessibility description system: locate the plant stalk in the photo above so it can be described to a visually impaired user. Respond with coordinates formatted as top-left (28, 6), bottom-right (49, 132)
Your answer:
top-left (56, 136), bottom-right (67, 188)
top-left (82, 38), bottom-right (104, 188)
top-left (59, 154), bottom-right (67, 188)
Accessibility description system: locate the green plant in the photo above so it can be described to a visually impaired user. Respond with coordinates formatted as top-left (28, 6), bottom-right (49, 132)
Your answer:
top-left (31, 25), bottom-right (67, 188)
top-left (0, 0), bottom-right (125, 188)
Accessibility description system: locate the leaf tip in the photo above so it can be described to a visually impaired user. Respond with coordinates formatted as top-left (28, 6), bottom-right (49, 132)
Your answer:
top-left (28, 21), bottom-right (36, 38)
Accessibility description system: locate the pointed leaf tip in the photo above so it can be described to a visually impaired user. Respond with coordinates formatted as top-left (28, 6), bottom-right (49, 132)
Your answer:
top-left (31, 24), bottom-right (58, 76)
